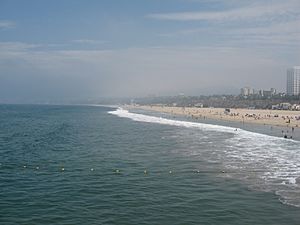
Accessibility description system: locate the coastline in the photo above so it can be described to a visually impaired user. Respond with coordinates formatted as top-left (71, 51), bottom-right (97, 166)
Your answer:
top-left (125, 105), bottom-right (300, 140)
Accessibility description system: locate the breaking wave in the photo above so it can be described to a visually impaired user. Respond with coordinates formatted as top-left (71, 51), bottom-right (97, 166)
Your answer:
top-left (109, 108), bottom-right (300, 207)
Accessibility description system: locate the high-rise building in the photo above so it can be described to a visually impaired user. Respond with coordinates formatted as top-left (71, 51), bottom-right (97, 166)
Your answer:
top-left (287, 66), bottom-right (300, 95)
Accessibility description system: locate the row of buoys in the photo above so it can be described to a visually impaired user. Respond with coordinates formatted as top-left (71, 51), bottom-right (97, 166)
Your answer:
top-left (0, 164), bottom-right (227, 174)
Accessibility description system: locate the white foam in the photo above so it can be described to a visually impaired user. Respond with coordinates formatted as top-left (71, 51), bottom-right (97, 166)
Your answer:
top-left (109, 108), bottom-right (300, 207)
top-left (109, 108), bottom-right (297, 142)
top-left (109, 108), bottom-right (249, 134)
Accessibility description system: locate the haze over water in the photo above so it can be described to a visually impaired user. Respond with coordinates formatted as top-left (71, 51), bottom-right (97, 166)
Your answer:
top-left (1, 0), bottom-right (300, 102)
top-left (1, 105), bottom-right (300, 224)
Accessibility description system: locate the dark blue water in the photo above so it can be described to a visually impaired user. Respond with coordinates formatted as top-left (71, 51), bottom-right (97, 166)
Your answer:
top-left (1, 105), bottom-right (300, 225)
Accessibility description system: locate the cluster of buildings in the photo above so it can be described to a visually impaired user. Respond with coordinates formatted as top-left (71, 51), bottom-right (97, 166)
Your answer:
top-left (240, 87), bottom-right (277, 97)
top-left (271, 103), bottom-right (300, 110)
top-left (240, 66), bottom-right (300, 97)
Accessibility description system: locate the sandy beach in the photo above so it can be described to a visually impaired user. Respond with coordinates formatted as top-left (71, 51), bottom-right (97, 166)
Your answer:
top-left (129, 105), bottom-right (300, 130)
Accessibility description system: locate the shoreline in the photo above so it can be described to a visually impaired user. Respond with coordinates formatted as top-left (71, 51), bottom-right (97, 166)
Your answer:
top-left (126, 105), bottom-right (300, 140)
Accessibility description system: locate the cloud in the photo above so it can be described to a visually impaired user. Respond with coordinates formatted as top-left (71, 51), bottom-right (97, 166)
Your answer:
top-left (72, 39), bottom-right (108, 45)
top-left (0, 42), bottom-right (42, 60)
top-left (148, 1), bottom-right (300, 23)
top-left (159, 19), bottom-right (300, 48)
top-left (152, 1), bottom-right (300, 49)
top-left (0, 20), bottom-right (15, 29)
top-left (228, 20), bottom-right (300, 46)
top-left (0, 42), bottom-right (40, 51)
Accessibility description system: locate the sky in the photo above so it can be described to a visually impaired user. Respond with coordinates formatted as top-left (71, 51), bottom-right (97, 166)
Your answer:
top-left (0, 0), bottom-right (300, 103)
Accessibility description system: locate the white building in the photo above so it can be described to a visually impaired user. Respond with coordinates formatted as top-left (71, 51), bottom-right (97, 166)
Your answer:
top-left (287, 66), bottom-right (300, 95)
top-left (270, 88), bottom-right (276, 95)
top-left (194, 103), bottom-right (203, 108)
top-left (240, 87), bottom-right (254, 96)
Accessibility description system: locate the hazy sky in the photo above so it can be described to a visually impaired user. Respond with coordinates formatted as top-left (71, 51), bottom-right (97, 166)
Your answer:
top-left (0, 0), bottom-right (300, 102)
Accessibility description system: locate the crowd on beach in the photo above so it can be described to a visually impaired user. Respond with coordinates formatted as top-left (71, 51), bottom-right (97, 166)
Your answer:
top-left (129, 105), bottom-right (300, 139)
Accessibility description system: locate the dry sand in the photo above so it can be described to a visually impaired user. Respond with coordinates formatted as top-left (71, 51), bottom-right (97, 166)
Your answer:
top-left (129, 105), bottom-right (300, 129)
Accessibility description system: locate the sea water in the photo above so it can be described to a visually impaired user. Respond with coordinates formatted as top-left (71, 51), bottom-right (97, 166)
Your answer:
top-left (1, 104), bottom-right (300, 225)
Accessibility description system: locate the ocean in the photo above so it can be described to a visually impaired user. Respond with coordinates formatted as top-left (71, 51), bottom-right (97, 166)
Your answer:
top-left (1, 104), bottom-right (300, 225)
